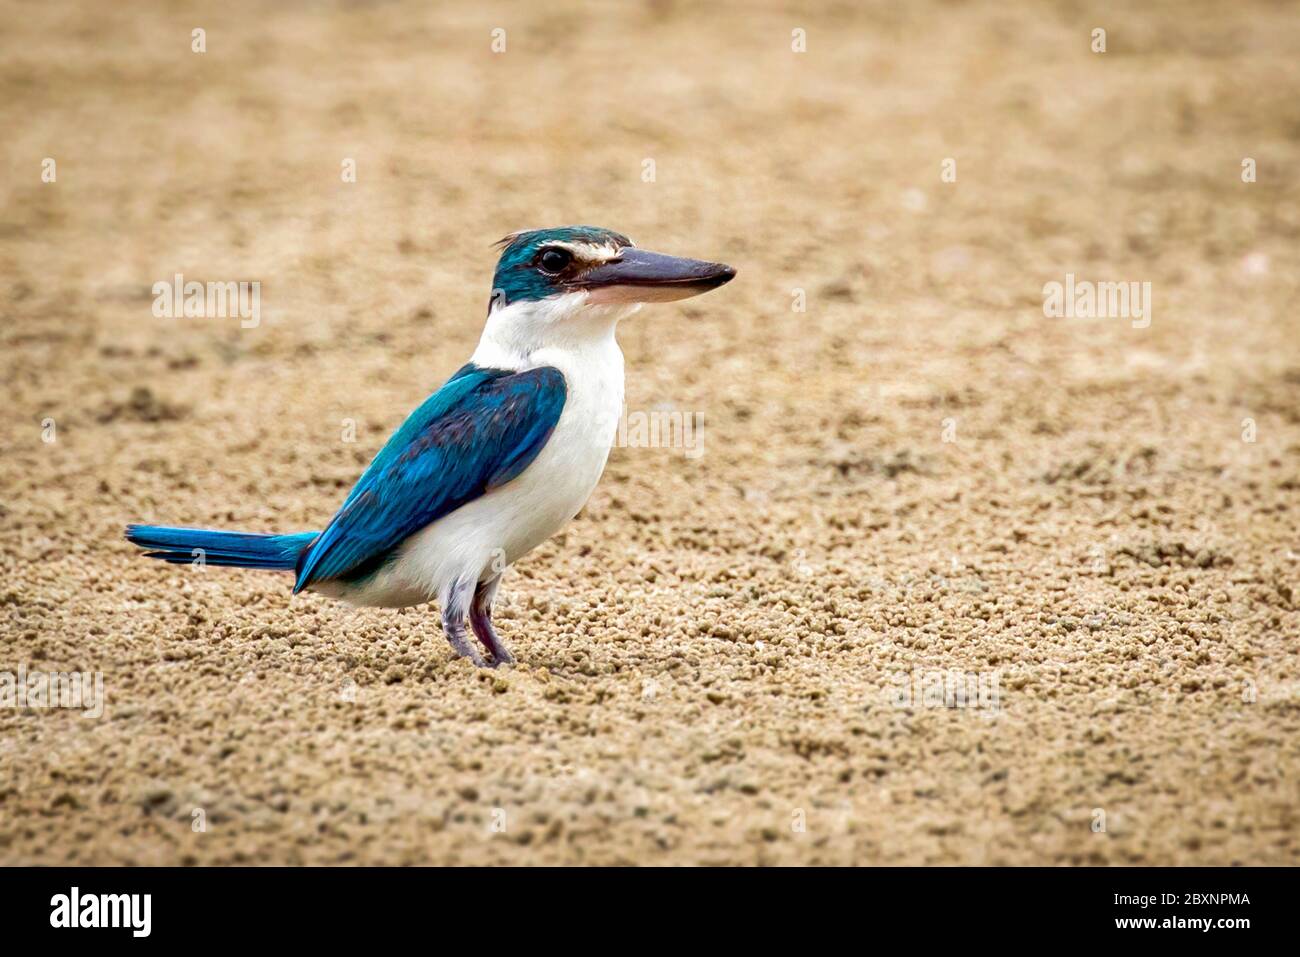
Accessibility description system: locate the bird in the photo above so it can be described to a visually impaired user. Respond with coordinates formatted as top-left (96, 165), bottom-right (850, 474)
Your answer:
top-left (126, 226), bottom-right (735, 667)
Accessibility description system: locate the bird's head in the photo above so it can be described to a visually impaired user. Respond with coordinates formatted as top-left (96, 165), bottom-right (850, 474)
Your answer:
top-left (491, 226), bottom-right (735, 311)
top-left (480, 227), bottom-right (735, 355)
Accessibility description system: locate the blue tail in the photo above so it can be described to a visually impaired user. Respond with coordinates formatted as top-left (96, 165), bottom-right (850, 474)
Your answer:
top-left (125, 525), bottom-right (319, 571)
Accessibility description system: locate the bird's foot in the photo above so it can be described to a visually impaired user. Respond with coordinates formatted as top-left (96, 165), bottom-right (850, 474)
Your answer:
top-left (470, 590), bottom-right (514, 667)
top-left (445, 633), bottom-right (486, 668)
top-left (441, 592), bottom-right (487, 667)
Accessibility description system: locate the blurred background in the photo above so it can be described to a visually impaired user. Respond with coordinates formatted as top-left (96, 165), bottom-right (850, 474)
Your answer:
top-left (1, 0), bottom-right (1297, 864)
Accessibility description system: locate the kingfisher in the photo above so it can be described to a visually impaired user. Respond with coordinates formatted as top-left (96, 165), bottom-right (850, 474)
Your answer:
top-left (126, 227), bottom-right (735, 667)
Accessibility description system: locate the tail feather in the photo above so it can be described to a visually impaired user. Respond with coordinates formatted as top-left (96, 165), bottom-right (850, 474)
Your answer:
top-left (125, 525), bottom-right (318, 571)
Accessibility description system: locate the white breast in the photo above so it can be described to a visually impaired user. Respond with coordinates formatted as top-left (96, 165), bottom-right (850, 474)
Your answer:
top-left (319, 294), bottom-right (632, 609)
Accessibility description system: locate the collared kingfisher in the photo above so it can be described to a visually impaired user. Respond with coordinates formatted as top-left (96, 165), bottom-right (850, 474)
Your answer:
top-left (126, 227), bottom-right (735, 667)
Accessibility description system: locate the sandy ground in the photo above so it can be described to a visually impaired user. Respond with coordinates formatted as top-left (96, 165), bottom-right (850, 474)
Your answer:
top-left (1, 0), bottom-right (1298, 865)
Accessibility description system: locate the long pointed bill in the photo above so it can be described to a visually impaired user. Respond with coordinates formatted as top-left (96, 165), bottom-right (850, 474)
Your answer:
top-left (574, 248), bottom-right (736, 304)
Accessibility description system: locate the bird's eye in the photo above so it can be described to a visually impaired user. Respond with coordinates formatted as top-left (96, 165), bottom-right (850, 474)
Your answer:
top-left (537, 248), bottom-right (572, 273)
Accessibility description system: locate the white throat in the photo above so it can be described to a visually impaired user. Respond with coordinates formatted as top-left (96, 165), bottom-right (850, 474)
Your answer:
top-left (471, 292), bottom-right (639, 372)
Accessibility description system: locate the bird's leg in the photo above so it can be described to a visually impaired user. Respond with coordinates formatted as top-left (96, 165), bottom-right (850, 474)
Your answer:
top-left (441, 578), bottom-right (486, 667)
top-left (469, 576), bottom-right (514, 666)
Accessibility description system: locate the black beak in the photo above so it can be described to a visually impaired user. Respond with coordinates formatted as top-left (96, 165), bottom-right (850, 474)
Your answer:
top-left (573, 248), bottom-right (736, 303)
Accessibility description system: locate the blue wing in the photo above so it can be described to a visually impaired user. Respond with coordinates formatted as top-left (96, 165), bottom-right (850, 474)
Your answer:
top-left (293, 364), bottom-right (567, 592)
